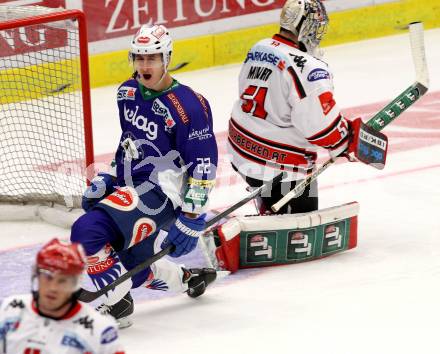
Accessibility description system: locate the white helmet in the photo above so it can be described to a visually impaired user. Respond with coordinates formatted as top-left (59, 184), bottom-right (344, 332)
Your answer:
top-left (280, 0), bottom-right (328, 53)
top-left (130, 24), bottom-right (173, 68)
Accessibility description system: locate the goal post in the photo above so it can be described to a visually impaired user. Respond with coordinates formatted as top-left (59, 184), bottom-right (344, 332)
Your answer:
top-left (0, 5), bottom-right (94, 224)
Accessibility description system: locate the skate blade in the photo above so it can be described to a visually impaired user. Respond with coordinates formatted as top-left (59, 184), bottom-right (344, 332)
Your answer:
top-left (117, 316), bottom-right (133, 329)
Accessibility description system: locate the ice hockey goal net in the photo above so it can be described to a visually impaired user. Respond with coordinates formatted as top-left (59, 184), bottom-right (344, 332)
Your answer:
top-left (0, 6), bottom-right (93, 214)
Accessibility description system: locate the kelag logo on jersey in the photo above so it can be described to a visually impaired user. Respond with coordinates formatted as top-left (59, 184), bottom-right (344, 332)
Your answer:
top-left (117, 86), bottom-right (136, 101)
top-left (307, 68), bottom-right (330, 82)
top-left (124, 104), bottom-right (158, 140)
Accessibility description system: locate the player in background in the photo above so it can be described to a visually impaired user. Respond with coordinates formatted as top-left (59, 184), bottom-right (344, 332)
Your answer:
top-left (0, 238), bottom-right (125, 354)
top-left (227, 0), bottom-right (355, 215)
top-left (71, 24), bottom-right (218, 328)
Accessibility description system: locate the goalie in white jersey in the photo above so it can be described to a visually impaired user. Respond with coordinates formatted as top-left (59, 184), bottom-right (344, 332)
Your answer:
top-left (0, 238), bottom-right (124, 354)
top-left (228, 0), bottom-right (352, 214)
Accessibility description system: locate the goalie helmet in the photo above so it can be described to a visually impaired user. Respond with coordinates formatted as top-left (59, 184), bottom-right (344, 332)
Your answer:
top-left (129, 24), bottom-right (173, 68)
top-left (280, 0), bottom-right (328, 53)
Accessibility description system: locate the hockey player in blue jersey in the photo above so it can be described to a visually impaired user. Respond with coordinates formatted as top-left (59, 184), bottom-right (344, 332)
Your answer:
top-left (70, 24), bottom-right (218, 328)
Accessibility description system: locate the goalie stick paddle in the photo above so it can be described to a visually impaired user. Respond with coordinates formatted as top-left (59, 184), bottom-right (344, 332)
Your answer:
top-left (77, 172), bottom-right (285, 303)
top-left (271, 22), bottom-right (429, 213)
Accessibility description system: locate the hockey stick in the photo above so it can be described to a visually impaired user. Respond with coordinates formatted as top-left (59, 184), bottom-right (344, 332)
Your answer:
top-left (77, 172), bottom-right (285, 302)
top-left (169, 62), bottom-right (189, 72)
top-left (77, 245), bottom-right (174, 303)
top-left (50, 62), bottom-right (189, 96)
top-left (271, 22), bottom-right (429, 213)
top-left (205, 172), bottom-right (285, 227)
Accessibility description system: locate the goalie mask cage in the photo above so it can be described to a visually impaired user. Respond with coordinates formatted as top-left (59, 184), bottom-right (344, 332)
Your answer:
top-left (0, 6), bottom-right (94, 213)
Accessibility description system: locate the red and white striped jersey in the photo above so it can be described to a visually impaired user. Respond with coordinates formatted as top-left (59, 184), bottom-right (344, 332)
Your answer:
top-left (228, 33), bottom-right (349, 181)
top-left (0, 294), bottom-right (125, 354)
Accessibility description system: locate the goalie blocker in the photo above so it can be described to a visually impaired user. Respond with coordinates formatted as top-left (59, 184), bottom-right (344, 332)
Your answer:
top-left (203, 202), bottom-right (359, 272)
top-left (348, 118), bottom-right (388, 169)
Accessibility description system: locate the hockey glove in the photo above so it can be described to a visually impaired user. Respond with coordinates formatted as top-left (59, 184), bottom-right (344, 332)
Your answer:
top-left (328, 117), bottom-right (388, 168)
top-left (328, 118), bottom-right (357, 162)
top-left (161, 213), bottom-right (206, 258)
top-left (346, 117), bottom-right (388, 169)
top-left (82, 173), bottom-right (116, 211)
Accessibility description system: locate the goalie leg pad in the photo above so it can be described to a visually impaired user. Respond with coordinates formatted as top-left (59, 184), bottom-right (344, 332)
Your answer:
top-left (214, 222), bottom-right (241, 273)
top-left (211, 202), bottom-right (359, 273)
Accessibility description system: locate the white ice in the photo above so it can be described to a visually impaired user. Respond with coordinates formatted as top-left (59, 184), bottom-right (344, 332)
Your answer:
top-left (1, 28), bottom-right (440, 354)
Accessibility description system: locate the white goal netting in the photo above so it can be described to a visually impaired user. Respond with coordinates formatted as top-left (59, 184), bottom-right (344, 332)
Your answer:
top-left (0, 5), bottom-right (93, 214)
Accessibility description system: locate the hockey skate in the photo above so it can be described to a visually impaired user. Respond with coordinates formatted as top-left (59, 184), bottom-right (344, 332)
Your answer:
top-left (96, 292), bottom-right (134, 329)
top-left (183, 268), bottom-right (217, 298)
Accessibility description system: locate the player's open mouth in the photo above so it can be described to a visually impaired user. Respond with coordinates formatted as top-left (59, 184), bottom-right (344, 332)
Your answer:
top-left (44, 294), bottom-right (57, 301)
top-left (142, 73), bottom-right (152, 80)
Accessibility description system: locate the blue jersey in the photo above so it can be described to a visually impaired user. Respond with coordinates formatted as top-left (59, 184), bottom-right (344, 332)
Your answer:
top-left (114, 78), bottom-right (218, 214)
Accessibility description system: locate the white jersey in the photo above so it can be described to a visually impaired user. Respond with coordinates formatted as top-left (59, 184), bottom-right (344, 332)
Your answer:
top-left (228, 34), bottom-right (349, 181)
top-left (0, 294), bottom-right (124, 354)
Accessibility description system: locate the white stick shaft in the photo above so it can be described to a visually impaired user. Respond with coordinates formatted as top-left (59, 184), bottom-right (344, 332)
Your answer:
top-left (271, 159), bottom-right (335, 213)
top-left (409, 22), bottom-right (429, 88)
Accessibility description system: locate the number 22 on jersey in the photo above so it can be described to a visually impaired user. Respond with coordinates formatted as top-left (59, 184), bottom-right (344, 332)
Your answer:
top-left (240, 85), bottom-right (268, 119)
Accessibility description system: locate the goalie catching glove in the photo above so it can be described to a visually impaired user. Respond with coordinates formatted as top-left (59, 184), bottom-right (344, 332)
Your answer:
top-left (161, 213), bottom-right (206, 257)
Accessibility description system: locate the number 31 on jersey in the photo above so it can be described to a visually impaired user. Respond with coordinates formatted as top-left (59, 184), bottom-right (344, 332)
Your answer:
top-left (241, 85), bottom-right (268, 119)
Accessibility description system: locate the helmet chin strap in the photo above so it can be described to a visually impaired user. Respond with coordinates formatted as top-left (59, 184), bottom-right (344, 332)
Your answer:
top-left (153, 66), bottom-right (168, 90)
